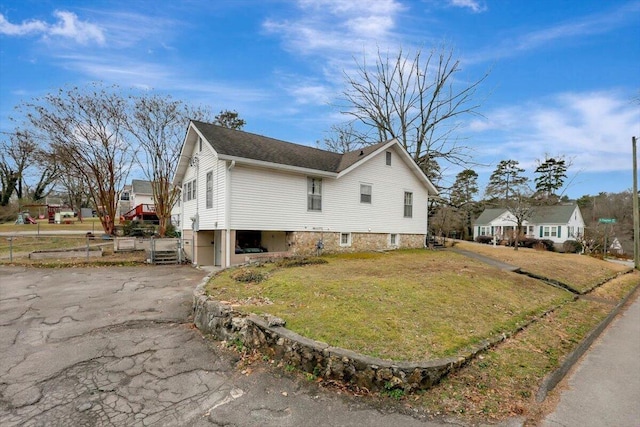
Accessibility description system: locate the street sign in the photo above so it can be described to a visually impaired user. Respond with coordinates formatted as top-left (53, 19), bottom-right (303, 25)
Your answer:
top-left (598, 218), bottom-right (616, 224)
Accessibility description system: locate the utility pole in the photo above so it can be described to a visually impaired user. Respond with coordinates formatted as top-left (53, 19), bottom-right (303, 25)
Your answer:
top-left (632, 136), bottom-right (639, 270)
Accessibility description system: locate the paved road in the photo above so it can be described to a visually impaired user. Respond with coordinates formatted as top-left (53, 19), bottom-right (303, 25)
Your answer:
top-left (540, 293), bottom-right (640, 427)
top-left (0, 266), bottom-right (450, 427)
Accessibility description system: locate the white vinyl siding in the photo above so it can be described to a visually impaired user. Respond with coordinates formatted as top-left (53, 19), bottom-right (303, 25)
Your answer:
top-left (228, 148), bottom-right (429, 234)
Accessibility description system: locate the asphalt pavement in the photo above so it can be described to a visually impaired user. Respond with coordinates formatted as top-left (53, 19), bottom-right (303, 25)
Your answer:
top-left (0, 266), bottom-right (452, 427)
top-left (2, 264), bottom-right (637, 427)
top-left (540, 292), bottom-right (640, 427)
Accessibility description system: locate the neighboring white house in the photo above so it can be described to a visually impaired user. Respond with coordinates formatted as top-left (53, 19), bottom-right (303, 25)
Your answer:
top-left (473, 204), bottom-right (585, 247)
top-left (171, 120), bottom-right (439, 267)
top-left (118, 180), bottom-right (155, 217)
top-left (118, 180), bottom-right (157, 221)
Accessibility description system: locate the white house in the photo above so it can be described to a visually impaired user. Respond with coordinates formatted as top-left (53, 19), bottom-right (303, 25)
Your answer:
top-left (171, 120), bottom-right (439, 267)
top-left (473, 204), bottom-right (585, 247)
top-left (118, 179), bottom-right (157, 222)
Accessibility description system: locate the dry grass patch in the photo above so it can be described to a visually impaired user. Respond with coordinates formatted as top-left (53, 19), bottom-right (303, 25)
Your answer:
top-left (455, 241), bottom-right (629, 293)
top-left (207, 250), bottom-right (571, 360)
top-left (0, 236), bottom-right (95, 257)
top-left (0, 238), bottom-right (146, 267)
top-left (414, 297), bottom-right (616, 422)
top-left (590, 270), bottom-right (640, 302)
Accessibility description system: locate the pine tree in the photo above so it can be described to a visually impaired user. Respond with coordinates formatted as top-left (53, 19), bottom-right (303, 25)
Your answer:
top-left (534, 157), bottom-right (567, 201)
top-left (485, 160), bottom-right (528, 202)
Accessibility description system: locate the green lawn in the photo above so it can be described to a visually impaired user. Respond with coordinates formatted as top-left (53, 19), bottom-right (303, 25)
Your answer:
top-left (207, 250), bottom-right (572, 360)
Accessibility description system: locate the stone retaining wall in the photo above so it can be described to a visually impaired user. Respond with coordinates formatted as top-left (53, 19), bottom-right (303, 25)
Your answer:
top-left (193, 280), bottom-right (522, 392)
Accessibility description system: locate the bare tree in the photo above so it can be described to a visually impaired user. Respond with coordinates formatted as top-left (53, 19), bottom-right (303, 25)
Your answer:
top-left (127, 94), bottom-right (211, 236)
top-left (20, 84), bottom-right (134, 235)
top-left (505, 192), bottom-right (535, 251)
top-left (340, 45), bottom-right (488, 178)
top-left (319, 123), bottom-right (366, 154)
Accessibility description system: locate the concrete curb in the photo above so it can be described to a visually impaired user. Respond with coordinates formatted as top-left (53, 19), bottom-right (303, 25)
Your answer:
top-left (536, 281), bottom-right (640, 402)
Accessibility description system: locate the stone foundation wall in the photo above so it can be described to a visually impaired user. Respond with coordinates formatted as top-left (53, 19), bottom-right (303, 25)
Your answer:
top-left (288, 231), bottom-right (425, 256)
top-left (193, 281), bottom-right (509, 393)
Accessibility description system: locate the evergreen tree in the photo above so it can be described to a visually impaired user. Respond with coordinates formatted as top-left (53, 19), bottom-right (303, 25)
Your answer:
top-left (485, 160), bottom-right (528, 202)
top-left (534, 156), bottom-right (567, 201)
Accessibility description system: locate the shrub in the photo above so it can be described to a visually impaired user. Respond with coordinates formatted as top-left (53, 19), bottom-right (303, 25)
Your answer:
top-left (563, 240), bottom-right (583, 253)
top-left (276, 257), bottom-right (328, 268)
top-left (231, 268), bottom-right (267, 283)
top-left (520, 237), bottom-right (539, 248)
top-left (475, 236), bottom-right (493, 244)
top-left (532, 239), bottom-right (555, 252)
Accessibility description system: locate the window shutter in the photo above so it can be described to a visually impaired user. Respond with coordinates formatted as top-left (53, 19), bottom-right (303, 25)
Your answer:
top-left (539, 227), bottom-right (543, 238)
top-left (558, 227), bottom-right (561, 238)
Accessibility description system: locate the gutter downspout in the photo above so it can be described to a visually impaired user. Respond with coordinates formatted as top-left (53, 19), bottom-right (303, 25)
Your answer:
top-left (225, 160), bottom-right (235, 268)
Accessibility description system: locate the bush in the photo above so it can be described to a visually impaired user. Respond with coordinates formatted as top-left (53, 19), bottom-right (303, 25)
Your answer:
top-left (563, 240), bottom-right (583, 253)
top-left (276, 257), bottom-right (328, 268)
top-left (121, 220), bottom-right (155, 237)
top-left (532, 239), bottom-right (555, 252)
top-left (231, 268), bottom-right (267, 283)
top-left (475, 235), bottom-right (493, 244)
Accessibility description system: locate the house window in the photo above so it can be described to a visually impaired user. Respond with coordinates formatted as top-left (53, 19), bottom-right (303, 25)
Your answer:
top-left (120, 191), bottom-right (130, 201)
top-left (528, 226), bottom-right (534, 235)
top-left (360, 184), bottom-right (372, 204)
top-left (390, 233), bottom-right (398, 246)
top-left (206, 171), bottom-right (213, 209)
top-left (198, 136), bottom-right (202, 152)
top-left (183, 180), bottom-right (196, 202)
top-left (403, 192), bottom-right (413, 218)
top-left (307, 177), bottom-right (322, 211)
top-left (340, 232), bottom-right (351, 247)
top-left (543, 226), bottom-right (558, 237)
top-left (551, 226), bottom-right (558, 237)
top-left (386, 151), bottom-right (392, 166)
top-left (568, 226), bottom-right (574, 237)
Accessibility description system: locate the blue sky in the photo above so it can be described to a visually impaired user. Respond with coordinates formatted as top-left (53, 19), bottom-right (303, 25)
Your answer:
top-left (0, 0), bottom-right (638, 199)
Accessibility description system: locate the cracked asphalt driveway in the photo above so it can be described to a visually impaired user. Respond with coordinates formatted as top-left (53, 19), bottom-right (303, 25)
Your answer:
top-left (0, 266), bottom-right (445, 427)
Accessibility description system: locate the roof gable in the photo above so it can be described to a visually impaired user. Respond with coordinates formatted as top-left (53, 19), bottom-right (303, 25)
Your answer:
top-left (474, 208), bottom-right (509, 225)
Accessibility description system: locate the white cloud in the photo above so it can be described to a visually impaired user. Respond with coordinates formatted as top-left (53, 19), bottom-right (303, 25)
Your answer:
top-left (468, 91), bottom-right (640, 173)
top-left (0, 10), bottom-right (105, 45)
top-left (263, 0), bottom-right (405, 57)
top-left (448, 0), bottom-right (487, 13)
top-left (467, 1), bottom-right (640, 63)
top-left (0, 14), bottom-right (47, 35)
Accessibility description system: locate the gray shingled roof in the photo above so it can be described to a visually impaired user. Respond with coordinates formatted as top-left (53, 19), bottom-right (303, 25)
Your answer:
top-left (192, 120), bottom-right (388, 173)
top-left (131, 179), bottom-right (153, 195)
top-left (529, 204), bottom-right (578, 224)
top-left (474, 208), bottom-right (509, 225)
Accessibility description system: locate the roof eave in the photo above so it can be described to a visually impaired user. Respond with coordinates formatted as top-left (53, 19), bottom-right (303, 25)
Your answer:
top-left (219, 154), bottom-right (338, 178)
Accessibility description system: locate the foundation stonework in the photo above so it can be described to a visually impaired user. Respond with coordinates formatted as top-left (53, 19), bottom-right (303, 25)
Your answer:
top-left (288, 231), bottom-right (425, 255)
